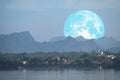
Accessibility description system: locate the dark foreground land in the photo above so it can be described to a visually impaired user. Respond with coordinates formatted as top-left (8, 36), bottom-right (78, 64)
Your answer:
top-left (0, 51), bottom-right (120, 70)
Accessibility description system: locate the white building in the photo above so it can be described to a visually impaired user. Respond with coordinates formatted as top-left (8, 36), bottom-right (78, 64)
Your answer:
top-left (23, 61), bottom-right (28, 65)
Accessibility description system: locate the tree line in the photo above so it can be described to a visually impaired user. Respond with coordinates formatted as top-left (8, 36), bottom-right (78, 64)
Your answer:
top-left (0, 51), bottom-right (120, 69)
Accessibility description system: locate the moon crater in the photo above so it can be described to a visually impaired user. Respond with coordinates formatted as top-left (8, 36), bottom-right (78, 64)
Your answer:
top-left (64, 10), bottom-right (105, 39)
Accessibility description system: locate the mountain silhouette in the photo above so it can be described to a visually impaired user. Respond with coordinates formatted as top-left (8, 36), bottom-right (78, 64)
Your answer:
top-left (0, 31), bottom-right (120, 53)
top-left (0, 31), bottom-right (37, 53)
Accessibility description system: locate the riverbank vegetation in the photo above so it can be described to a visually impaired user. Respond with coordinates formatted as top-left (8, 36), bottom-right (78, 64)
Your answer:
top-left (0, 51), bottom-right (120, 69)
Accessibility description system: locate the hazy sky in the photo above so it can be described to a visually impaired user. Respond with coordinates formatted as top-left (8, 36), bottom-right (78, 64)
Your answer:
top-left (0, 0), bottom-right (120, 42)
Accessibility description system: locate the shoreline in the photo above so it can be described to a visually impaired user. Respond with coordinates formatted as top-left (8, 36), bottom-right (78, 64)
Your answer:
top-left (0, 65), bottom-right (120, 70)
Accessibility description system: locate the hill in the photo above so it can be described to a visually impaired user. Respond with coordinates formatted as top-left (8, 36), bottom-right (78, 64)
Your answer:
top-left (0, 31), bottom-right (120, 53)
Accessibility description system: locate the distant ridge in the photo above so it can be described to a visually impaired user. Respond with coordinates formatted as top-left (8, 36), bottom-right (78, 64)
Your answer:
top-left (0, 31), bottom-right (120, 53)
top-left (50, 36), bottom-right (66, 42)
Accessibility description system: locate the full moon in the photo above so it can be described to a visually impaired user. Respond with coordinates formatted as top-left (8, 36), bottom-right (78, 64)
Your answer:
top-left (64, 10), bottom-right (105, 39)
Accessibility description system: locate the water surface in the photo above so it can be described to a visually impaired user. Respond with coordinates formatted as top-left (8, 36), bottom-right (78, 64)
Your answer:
top-left (0, 69), bottom-right (119, 80)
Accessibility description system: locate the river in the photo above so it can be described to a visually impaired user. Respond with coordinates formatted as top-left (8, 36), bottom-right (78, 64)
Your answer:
top-left (0, 69), bottom-right (119, 80)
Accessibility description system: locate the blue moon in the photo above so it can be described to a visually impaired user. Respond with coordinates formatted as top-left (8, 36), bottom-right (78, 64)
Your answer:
top-left (64, 10), bottom-right (105, 39)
